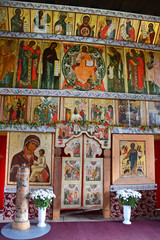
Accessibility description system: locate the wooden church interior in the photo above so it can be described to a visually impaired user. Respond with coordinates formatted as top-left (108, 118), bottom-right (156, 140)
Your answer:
top-left (0, 0), bottom-right (160, 222)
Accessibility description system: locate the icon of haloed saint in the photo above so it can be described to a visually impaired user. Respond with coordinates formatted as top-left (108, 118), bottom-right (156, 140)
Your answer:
top-left (10, 135), bottom-right (50, 183)
top-left (123, 143), bottom-right (138, 175)
top-left (73, 45), bottom-right (96, 85)
top-left (62, 44), bottom-right (106, 91)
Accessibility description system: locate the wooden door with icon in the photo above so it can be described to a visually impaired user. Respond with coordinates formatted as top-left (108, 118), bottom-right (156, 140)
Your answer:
top-left (61, 134), bottom-right (103, 209)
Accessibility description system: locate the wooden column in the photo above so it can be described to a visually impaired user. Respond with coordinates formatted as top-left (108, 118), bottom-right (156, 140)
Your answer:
top-left (53, 147), bottom-right (62, 220)
top-left (103, 148), bottom-right (111, 218)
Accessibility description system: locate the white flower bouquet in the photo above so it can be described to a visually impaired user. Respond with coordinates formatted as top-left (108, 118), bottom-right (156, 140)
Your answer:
top-left (116, 189), bottom-right (141, 208)
top-left (30, 189), bottom-right (56, 209)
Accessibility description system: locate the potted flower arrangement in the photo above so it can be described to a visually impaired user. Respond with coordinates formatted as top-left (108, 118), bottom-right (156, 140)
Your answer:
top-left (30, 189), bottom-right (56, 227)
top-left (116, 189), bottom-right (141, 225)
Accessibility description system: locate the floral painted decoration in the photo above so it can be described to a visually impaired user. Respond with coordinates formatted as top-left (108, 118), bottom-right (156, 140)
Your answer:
top-left (116, 189), bottom-right (141, 208)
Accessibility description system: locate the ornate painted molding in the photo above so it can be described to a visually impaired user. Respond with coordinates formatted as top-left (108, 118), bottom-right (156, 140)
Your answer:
top-left (111, 127), bottom-right (160, 134)
top-left (110, 184), bottom-right (157, 191)
top-left (0, 122), bottom-right (160, 134)
top-left (1, 0), bottom-right (160, 22)
top-left (4, 186), bottom-right (53, 193)
top-left (0, 123), bottom-right (56, 132)
top-left (0, 32), bottom-right (160, 51)
top-left (0, 88), bottom-right (160, 101)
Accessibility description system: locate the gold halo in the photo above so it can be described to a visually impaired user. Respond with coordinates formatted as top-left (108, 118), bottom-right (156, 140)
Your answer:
top-left (27, 39), bottom-right (37, 46)
top-left (80, 44), bottom-right (89, 52)
top-left (80, 14), bottom-right (91, 24)
top-left (125, 19), bottom-right (133, 25)
top-left (35, 9), bottom-right (44, 17)
top-left (12, 8), bottom-right (24, 17)
top-left (48, 41), bottom-right (58, 47)
top-left (5, 39), bottom-right (15, 46)
top-left (58, 11), bottom-right (68, 21)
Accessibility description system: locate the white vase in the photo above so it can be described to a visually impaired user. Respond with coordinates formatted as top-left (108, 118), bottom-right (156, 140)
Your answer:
top-left (37, 207), bottom-right (46, 227)
top-left (123, 205), bottom-right (131, 225)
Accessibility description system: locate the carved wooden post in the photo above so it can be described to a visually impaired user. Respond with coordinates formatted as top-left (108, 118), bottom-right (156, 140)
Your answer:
top-left (53, 147), bottom-right (61, 220)
top-left (12, 164), bottom-right (30, 230)
top-left (103, 148), bottom-right (111, 218)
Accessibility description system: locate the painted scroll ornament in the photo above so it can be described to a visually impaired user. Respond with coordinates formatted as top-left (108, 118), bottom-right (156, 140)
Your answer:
top-left (12, 164), bottom-right (30, 230)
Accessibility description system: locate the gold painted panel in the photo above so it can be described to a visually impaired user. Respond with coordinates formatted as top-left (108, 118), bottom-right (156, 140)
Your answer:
top-left (3, 95), bottom-right (27, 122)
top-left (89, 98), bottom-right (115, 124)
top-left (118, 100), bottom-right (142, 126)
top-left (120, 140), bottom-right (146, 177)
top-left (75, 13), bottom-right (97, 38)
top-left (96, 16), bottom-right (118, 40)
top-left (137, 21), bottom-right (159, 44)
top-left (40, 40), bottom-right (61, 89)
top-left (155, 25), bottom-right (160, 45)
top-left (147, 101), bottom-right (160, 126)
top-left (145, 50), bottom-right (160, 95)
top-left (0, 7), bottom-right (8, 31)
top-left (31, 9), bottom-right (52, 34)
top-left (117, 18), bottom-right (140, 42)
top-left (106, 46), bottom-right (125, 92)
top-left (14, 39), bottom-right (42, 89)
top-left (61, 42), bottom-right (106, 91)
top-left (0, 38), bottom-right (19, 88)
top-left (53, 11), bottom-right (75, 36)
top-left (125, 48), bottom-right (148, 94)
top-left (112, 134), bottom-right (155, 185)
top-left (31, 96), bottom-right (59, 123)
top-left (64, 98), bottom-right (89, 121)
top-left (8, 7), bottom-right (30, 32)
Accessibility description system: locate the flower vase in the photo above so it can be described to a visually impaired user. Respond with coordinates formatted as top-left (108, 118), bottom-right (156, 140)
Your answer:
top-left (37, 207), bottom-right (46, 227)
top-left (123, 205), bottom-right (131, 225)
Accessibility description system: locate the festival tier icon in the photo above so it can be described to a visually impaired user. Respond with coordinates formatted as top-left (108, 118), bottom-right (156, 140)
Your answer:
top-left (147, 102), bottom-right (160, 126)
top-left (118, 100), bottom-right (142, 126)
top-left (62, 44), bottom-right (106, 91)
top-left (89, 99), bottom-right (115, 124)
top-left (31, 96), bottom-right (59, 123)
top-left (3, 96), bottom-right (27, 122)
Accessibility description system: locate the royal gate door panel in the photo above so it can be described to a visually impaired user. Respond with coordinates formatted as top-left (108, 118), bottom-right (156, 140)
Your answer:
top-left (83, 135), bottom-right (103, 208)
top-left (61, 134), bottom-right (103, 209)
top-left (61, 136), bottom-right (82, 208)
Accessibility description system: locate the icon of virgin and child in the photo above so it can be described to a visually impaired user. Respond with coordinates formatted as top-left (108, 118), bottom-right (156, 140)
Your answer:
top-left (9, 135), bottom-right (50, 183)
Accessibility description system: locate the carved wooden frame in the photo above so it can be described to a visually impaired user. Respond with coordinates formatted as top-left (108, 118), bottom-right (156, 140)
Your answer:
top-left (112, 134), bottom-right (155, 185)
